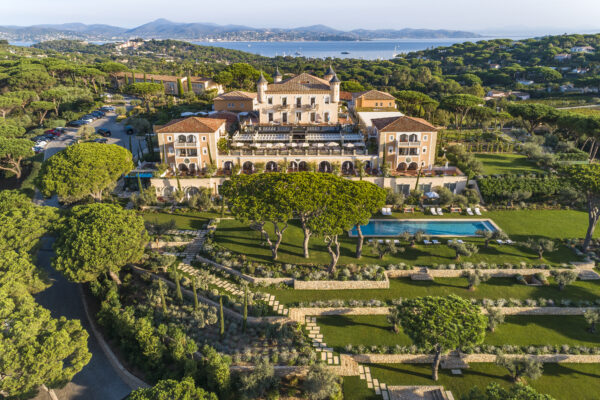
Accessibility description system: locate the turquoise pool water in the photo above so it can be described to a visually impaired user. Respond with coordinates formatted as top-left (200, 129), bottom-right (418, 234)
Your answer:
top-left (349, 219), bottom-right (497, 237)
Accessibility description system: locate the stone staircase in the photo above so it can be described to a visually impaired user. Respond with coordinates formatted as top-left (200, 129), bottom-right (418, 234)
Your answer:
top-left (411, 267), bottom-right (434, 281)
top-left (578, 269), bottom-right (600, 280)
top-left (358, 365), bottom-right (390, 400)
top-left (305, 316), bottom-right (340, 366)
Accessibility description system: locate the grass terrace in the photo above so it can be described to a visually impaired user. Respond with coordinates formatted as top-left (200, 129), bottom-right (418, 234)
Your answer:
top-left (214, 210), bottom-right (590, 268)
top-left (359, 363), bottom-right (600, 400)
top-left (474, 153), bottom-right (544, 175)
top-left (141, 210), bottom-right (223, 230)
top-left (264, 276), bottom-right (600, 305)
top-left (316, 315), bottom-right (600, 352)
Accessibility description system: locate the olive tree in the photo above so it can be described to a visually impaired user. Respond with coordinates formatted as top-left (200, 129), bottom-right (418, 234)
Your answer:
top-left (496, 355), bottom-right (543, 383)
top-left (397, 295), bottom-right (486, 380)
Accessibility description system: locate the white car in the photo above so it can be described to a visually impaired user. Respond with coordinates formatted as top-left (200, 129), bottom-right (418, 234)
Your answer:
top-left (80, 118), bottom-right (94, 124)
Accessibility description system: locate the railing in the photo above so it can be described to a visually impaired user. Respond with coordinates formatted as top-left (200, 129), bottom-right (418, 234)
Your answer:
top-left (221, 148), bottom-right (374, 157)
top-left (174, 142), bottom-right (199, 147)
top-left (397, 141), bottom-right (421, 146)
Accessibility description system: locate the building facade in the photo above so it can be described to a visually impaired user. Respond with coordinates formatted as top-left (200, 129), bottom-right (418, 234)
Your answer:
top-left (350, 90), bottom-right (397, 110)
top-left (213, 91), bottom-right (258, 112)
top-left (111, 72), bottom-right (223, 95)
top-left (155, 117), bottom-right (226, 174)
top-left (255, 67), bottom-right (340, 125)
top-left (372, 116), bottom-right (437, 171)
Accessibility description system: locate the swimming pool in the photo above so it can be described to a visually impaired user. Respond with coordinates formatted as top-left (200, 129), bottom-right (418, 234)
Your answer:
top-left (348, 219), bottom-right (498, 237)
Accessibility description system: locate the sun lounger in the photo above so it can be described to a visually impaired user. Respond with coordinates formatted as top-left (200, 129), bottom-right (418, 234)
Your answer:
top-left (385, 239), bottom-right (391, 243)
top-left (437, 208), bottom-right (443, 215)
top-left (368, 239), bottom-right (373, 243)
top-left (475, 207), bottom-right (482, 216)
top-left (506, 239), bottom-right (514, 244)
top-left (457, 239), bottom-right (464, 244)
top-left (381, 208), bottom-right (387, 215)
top-left (378, 239), bottom-right (384, 244)
top-left (432, 239), bottom-right (440, 244)
top-left (423, 240), bottom-right (432, 245)
top-left (393, 240), bottom-right (400, 244)
top-left (466, 208), bottom-right (474, 216)
top-left (496, 239), bottom-right (505, 245)
top-left (430, 208), bottom-right (437, 215)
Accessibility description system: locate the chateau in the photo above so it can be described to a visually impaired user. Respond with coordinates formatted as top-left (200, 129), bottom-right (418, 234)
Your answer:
top-left (153, 68), bottom-right (466, 196)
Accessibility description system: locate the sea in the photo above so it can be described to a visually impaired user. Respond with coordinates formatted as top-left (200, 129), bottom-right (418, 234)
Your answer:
top-left (10, 37), bottom-right (511, 60)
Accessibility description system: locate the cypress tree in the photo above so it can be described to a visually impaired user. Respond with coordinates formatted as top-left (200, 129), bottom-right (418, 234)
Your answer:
top-left (158, 280), bottom-right (168, 313)
top-left (187, 75), bottom-right (193, 93)
top-left (151, 77), bottom-right (155, 83)
top-left (136, 174), bottom-right (143, 192)
top-left (192, 277), bottom-right (199, 311)
top-left (173, 266), bottom-right (183, 304)
top-left (143, 72), bottom-right (147, 83)
top-left (131, 71), bottom-right (135, 84)
top-left (219, 296), bottom-right (225, 337)
top-left (242, 285), bottom-right (248, 333)
top-left (177, 78), bottom-right (184, 97)
top-left (128, 135), bottom-right (133, 154)
top-left (220, 196), bottom-right (226, 218)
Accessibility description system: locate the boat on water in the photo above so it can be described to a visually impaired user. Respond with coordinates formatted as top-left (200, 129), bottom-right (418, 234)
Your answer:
top-left (341, 51), bottom-right (350, 54)
top-left (295, 51), bottom-right (302, 56)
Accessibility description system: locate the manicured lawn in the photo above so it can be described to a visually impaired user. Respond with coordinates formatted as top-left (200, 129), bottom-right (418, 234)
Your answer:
top-left (142, 211), bottom-right (223, 230)
top-left (365, 363), bottom-right (600, 400)
top-left (215, 209), bottom-right (587, 267)
top-left (317, 315), bottom-right (600, 352)
top-left (475, 153), bottom-right (543, 175)
top-left (342, 376), bottom-right (378, 400)
top-left (264, 276), bottom-right (600, 305)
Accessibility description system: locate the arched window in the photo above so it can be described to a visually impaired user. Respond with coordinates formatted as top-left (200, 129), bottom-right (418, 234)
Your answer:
top-left (266, 161), bottom-right (278, 172)
top-left (319, 161), bottom-right (332, 173)
top-left (409, 134), bottom-right (418, 142)
top-left (400, 134), bottom-right (408, 142)
top-left (397, 162), bottom-right (408, 171)
top-left (178, 135), bottom-right (186, 143)
top-left (187, 135), bottom-right (196, 143)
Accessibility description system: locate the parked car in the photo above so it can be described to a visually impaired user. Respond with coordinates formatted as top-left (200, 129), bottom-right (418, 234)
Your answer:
top-left (67, 120), bottom-right (84, 127)
top-left (93, 138), bottom-right (108, 143)
top-left (91, 111), bottom-right (104, 118)
top-left (44, 129), bottom-right (62, 137)
top-left (125, 125), bottom-right (135, 135)
top-left (80, 118), bottom-right (93, 124)
top-left (31, 135), bottom-right (46, 143)
top-left (100, 106), bottom-right (115, 112)
top-left (43, 133), bottom-right (56, 141)
top-left (96, 128), bottom-right (111, 137)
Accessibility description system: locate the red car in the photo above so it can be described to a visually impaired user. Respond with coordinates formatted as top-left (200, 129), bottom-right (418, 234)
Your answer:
top-left (44, 129), bottom-right (62, 137)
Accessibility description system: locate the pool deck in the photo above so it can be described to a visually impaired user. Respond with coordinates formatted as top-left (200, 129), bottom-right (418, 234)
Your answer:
top-left (348, 218), bottom-right (501, 237)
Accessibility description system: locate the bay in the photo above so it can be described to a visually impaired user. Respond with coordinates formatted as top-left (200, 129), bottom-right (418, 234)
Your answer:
top-left (190, 38), bottom-right (505, 60)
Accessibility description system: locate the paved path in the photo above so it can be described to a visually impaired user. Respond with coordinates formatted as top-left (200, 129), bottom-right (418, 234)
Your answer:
top-left (32, 239), bottom-right (135, 400)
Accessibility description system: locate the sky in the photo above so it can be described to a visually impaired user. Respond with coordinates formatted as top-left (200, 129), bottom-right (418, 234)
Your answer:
top-left (1, 0), bottom-right (600, 34)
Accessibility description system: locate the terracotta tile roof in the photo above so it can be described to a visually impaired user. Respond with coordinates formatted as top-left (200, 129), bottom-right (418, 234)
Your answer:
top-left (113, 71), bottom-right (214, 83)
top-left (353, 89), bottom-right (396, 101)
top-left (154, 117), bottom-right (226, 133)
top-left (372, 116), bottom-right (436, 132)
top-left (340, 91), bottom-right (353, 101)
top-left (214, 91), bottom-right (257, 101)
top-left (207, 112), bottom-right (238, 129)
top-left (266, 72), bottom-right (331, 93)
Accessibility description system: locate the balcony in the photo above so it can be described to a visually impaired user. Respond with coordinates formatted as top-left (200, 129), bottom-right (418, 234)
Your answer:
top-left (221, 147), bottom-right (374, 157)
top-left (174, 141), bottom-right (199, 147)
top-left (397, 141), bottom-right (421, 146)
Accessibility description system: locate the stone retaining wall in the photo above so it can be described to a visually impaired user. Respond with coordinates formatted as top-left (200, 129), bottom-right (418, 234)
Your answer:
top-left (353, 354), bottom-right (600, 364)
top-left (196, 255), bottom-right (292, 285)
top-left (386, 264), bottom-right (596, 279)
top-left (293, 278), bottom-right (389, 290)
top-left (148, 241), bottom-right (192, 249)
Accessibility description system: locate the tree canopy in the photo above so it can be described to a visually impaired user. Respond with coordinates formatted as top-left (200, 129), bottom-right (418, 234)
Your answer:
top-left (397, 295), bottom-right (487, 380)
top-left (127, 377), bottom-right (217, 400)
top-left (37, 142), bottom-right (134, 202)
top-left (0, 137), bottom-right (34, 179)
top-left (561, 164), bottom-right (600, 251)
top-left (53, 203), bottom-right (148, 284)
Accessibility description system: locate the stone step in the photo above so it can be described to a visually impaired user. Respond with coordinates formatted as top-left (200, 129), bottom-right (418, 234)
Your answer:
top-left (411, 273), bottom-right (434, 281)
top-left (579, 270), bottom-right (600, 280)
